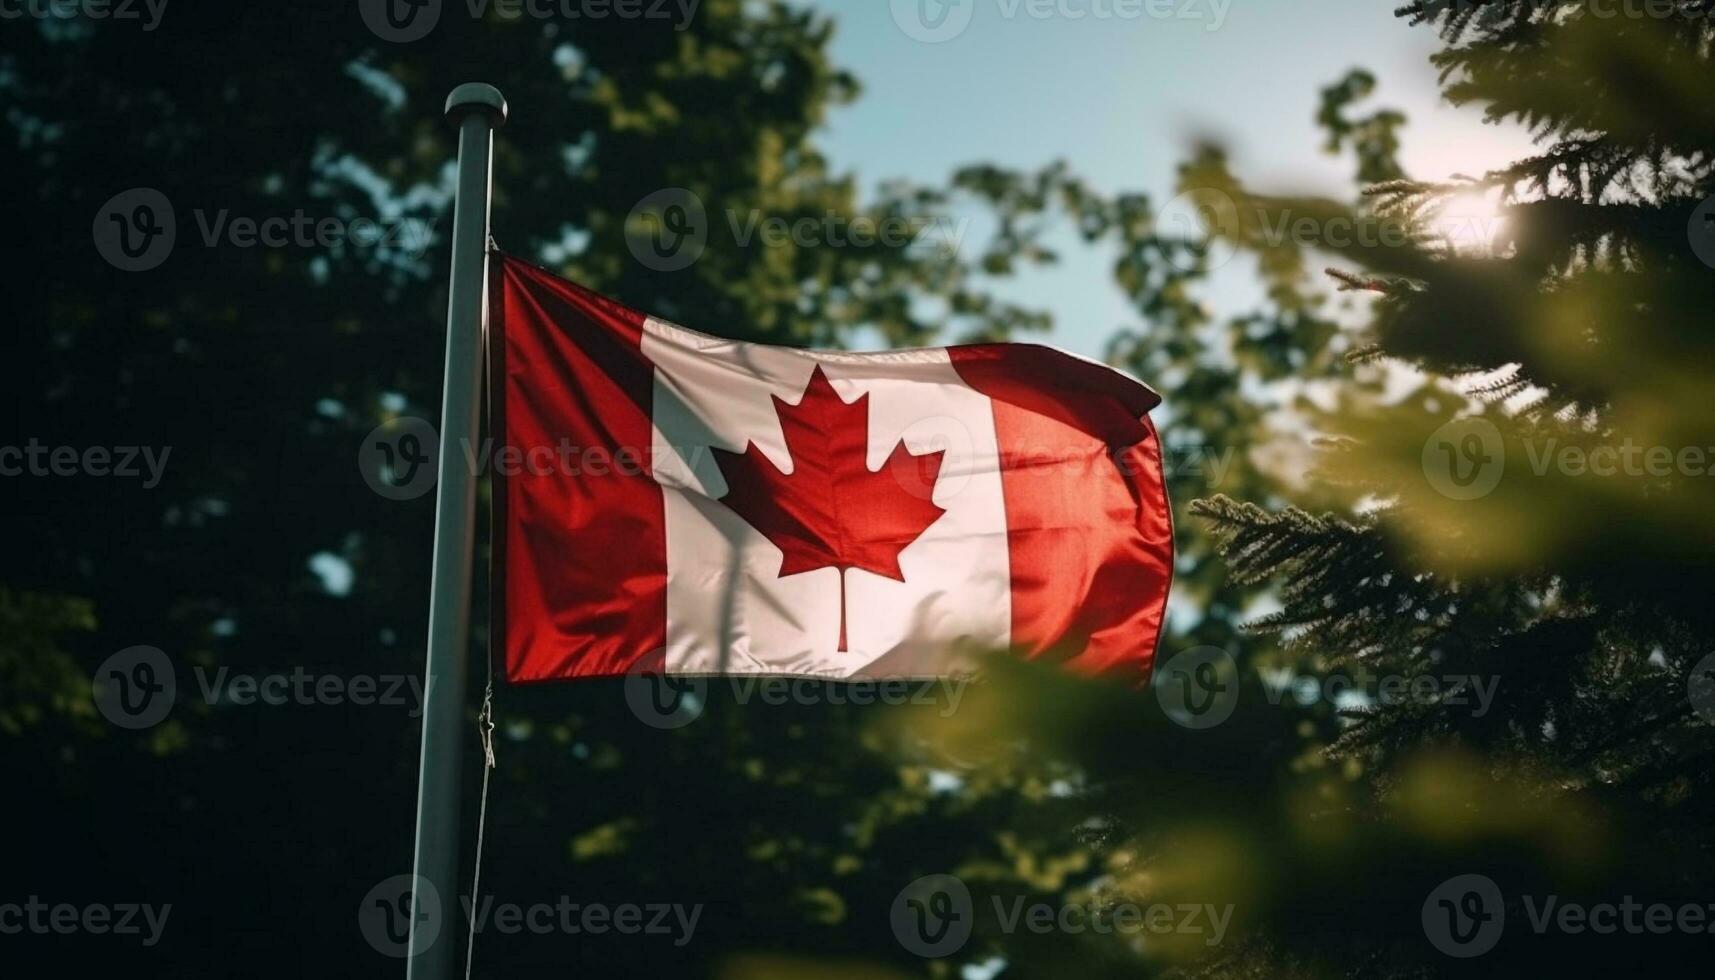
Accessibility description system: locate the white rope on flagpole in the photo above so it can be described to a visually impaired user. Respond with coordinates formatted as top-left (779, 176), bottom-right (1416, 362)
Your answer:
top-left (463, 677), bottom-right (497, 980)
top-left (464, 230), bottom-right (503, 980)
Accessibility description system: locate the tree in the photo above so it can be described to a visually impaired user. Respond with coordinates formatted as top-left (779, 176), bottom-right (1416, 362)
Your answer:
top-left (1176, 2), bottom-right (1715, 975)
top-left (0, 4), bottom-right (1060, 975)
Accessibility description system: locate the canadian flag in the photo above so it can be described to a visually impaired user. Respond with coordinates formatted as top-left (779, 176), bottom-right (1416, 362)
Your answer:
top-left (493, 256), bottom-right (1173, 682)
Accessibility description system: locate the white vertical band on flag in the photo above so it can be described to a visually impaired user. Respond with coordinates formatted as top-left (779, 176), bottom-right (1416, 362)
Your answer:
top-left (642, 318), bottom-right (1012, 678)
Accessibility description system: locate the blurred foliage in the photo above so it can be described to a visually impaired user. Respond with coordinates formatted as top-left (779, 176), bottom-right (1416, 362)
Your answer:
top-left (1176, 1), bottom-right (1715, 974)
top-left (0, 588), bottom-right (98, 736)
top-left (3, 2), bottom-right (1713, 978)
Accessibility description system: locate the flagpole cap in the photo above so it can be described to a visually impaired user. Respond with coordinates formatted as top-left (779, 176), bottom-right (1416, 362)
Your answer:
top-left (445, 83), bottom-right (508, 127)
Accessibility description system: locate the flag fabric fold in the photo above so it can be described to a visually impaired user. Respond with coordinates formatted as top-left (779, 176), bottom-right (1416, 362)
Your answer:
top-left (492, 254), bottom-right (1172, 682)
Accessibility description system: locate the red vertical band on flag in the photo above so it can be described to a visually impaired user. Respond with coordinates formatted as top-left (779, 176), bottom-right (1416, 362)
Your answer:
top-left (949, 345), bottom-right (1173, 678)
top-left (494, 256), bottom-right (667, 681)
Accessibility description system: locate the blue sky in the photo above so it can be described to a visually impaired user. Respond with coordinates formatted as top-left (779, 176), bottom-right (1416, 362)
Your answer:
top-left (803, 0), bottom-right (1539, 357)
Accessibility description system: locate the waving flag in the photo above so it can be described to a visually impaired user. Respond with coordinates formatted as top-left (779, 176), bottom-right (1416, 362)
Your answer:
top-left (492, 255), bottom-right (1172, 682)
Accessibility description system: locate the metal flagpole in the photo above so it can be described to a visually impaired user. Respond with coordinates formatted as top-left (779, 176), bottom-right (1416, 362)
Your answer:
top-left (406, 82), bottom-right (507, 980)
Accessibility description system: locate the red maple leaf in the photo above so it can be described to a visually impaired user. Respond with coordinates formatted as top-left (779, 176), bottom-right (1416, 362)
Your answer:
top-left (711, 366), bottom-right (947, 652)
